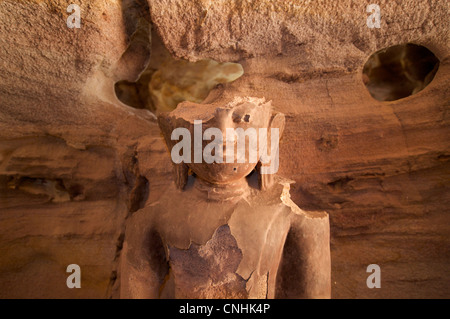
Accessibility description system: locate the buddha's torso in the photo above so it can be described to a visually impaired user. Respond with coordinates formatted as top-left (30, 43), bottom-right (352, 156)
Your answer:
top-left (123, 177), bottom-right (292, 298)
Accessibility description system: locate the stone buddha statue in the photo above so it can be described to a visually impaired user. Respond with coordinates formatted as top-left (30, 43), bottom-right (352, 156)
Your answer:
top-left (120, 95), bottom-right (331, 299)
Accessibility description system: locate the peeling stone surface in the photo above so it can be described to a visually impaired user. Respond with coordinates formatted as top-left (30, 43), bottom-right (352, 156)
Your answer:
top-left (166, 225), bottom-right (248, 299)
top-left (0, 0), bottom-right (449, 298)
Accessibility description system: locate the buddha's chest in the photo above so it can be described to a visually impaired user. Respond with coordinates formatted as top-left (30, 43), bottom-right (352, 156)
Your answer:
top-left (161, 224), bottom-right (286, 299)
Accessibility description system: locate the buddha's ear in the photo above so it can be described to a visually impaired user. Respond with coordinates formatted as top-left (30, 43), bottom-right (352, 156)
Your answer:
top-left (157, 112), bottom-right (174, 148)
top-left (257, 112), bottom-right (285, 191)
top-left (157, 113), bottom-right (189, 190)
top-left (172, 163), bottom-right (189, 190)
top-left (257, 161), bottom-right (274, 191)
top-left (269, 112), bottom-right (286, 138)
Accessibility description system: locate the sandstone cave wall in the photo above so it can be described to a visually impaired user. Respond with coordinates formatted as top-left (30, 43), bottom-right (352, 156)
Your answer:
top-left (0, 0), bottom-right (448, 298)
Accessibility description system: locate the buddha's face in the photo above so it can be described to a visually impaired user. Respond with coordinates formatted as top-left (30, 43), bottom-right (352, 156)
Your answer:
top-left (161, 98), bottom-right (275, 184)
top-left (188, 101), bottom-right (272, 184)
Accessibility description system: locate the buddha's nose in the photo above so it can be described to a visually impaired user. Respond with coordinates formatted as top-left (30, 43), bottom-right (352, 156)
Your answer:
top-left (214, 107), bottom-right (233, 131)
top-left (212, 108), bottom-right (236, 149)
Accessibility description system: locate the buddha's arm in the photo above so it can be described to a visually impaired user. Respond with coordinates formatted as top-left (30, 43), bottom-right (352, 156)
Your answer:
top-left (120, 214), bottom-right (168, 299)
top-left (276, 209), bottom-right (331, 299)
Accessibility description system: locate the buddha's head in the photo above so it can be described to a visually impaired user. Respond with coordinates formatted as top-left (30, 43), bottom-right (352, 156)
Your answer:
top-left (158, 96), bottom-right (285, 190)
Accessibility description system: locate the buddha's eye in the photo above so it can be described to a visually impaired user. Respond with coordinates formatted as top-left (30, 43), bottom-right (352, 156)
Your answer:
top-left (232, 112), bottom-right (251, 123)
top-left (232, 112), bottom-right (241, 123)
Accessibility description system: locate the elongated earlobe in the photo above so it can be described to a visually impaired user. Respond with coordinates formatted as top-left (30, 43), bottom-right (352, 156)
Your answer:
top-left (270, 113), bottom-right (286, 137)
top-left (173, 162), bottom-right (189, 190)
top-left (257, 112), bottom-right (285, 190)
top-left (257, 161), bottom-right (274, 191)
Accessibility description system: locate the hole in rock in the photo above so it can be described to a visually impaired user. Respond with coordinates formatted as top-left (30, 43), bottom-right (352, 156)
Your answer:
top-left (362, 43), bottom-right (439, 101)
top-left (115, 30), bottom-right (244, 113)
